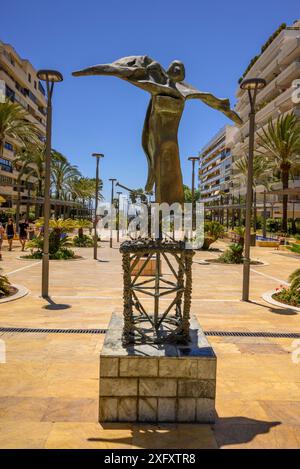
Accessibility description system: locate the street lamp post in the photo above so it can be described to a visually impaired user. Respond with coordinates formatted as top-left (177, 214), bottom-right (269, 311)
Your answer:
top-left (240, 78), bottom-right (266, 301)
top-left (116, 191), bottom-right (122, 243)
top-left (91, 153), bottom-right (104, 260)
top-left (37, 69), bottom-right (63, 299)
top-left (109, 178), bottom-right (117, 248)
top-left (188, 156), bottom-right (200, 231)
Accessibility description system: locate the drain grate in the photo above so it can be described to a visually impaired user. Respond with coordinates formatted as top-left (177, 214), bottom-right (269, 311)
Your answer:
top-left (205, 331), bottom-right (300, 339)
top-left (0, 327), bottom-right (107, 334)
top-left (0, 327), bottom-right (299, 339)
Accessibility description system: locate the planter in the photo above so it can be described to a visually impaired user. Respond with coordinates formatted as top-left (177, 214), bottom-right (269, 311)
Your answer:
top-left (204, 258), bottom-right (266, 266)
top-left (257, 240), bottom-right (280, 248)
top-left (18, 255), bottom-right (86, 261)
top-left (250, 233), bottom-right (256, 246)
top-left (0, 283), bottom-right (29, 304)
top-left (262, 289), bottom-right (300, 313)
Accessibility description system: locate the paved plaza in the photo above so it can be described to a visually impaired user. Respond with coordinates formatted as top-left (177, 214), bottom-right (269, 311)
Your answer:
top-left (0, 240), bottom-right (299, 448)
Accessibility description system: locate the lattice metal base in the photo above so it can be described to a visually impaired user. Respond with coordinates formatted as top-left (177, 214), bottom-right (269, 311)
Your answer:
top-left (120, 239), bottom-right (195, 345)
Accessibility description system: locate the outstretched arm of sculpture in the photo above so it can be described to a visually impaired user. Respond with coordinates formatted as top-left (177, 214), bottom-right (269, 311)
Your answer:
top-left (177, 82), bottom-right (243, 125)
top-left (73, 57), bottom-right (182, 98)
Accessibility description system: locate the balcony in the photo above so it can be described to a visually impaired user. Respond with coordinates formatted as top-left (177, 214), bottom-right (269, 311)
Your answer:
top-left (278, 37), bottom-right (300, 66)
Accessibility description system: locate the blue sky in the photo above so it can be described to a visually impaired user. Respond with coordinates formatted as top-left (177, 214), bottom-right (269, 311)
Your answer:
top-left (2, 0), bottom-right (299, 199)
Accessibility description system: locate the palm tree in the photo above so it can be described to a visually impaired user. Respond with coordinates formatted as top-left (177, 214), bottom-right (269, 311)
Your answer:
top-left (0, 100), bottom-right (40, 158)
top-left (75, 218), bottom-right (92, 238)
top-left (13, 145), bottom-right (45, 217)
top-left (51, 159), bottom-right (81, 200)
top-left (256, 112), bottom-right (300, 232)
top-left (183, 184), bottom-right (201, 203)
top-left (234, 153), bottom-right (270, 233)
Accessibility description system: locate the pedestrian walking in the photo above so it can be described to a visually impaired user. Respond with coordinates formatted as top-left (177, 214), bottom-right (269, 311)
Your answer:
top-left (6, 218), bottom-right (15, 251)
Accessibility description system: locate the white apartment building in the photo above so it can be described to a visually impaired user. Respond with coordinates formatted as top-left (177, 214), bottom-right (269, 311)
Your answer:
top-left (0, 41), bottom-right (47, 208)
top-left (199, 125), bottom-right (237, 203)
top-left (231, 20), bottom-right (300, 219)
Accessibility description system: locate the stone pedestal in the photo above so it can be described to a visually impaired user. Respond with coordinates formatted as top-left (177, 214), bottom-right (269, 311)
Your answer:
top-left (99, 313), bottom-right (217, 423)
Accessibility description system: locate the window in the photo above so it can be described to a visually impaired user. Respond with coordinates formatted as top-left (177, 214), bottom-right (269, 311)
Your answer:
top-left (0, 158), bottom-right (13, 173)
top-left (0, 174), bottom-right (13, 185)
top-left (34, 80), bottom-right (37, 89)
top-left (27, 90), bottom-right (37, 105)
top-left (4, 142), bottom-right (13, 152)
top-left (5, 85), bottom-right (15, 101)
top-left (28, 73), bottom-right (31, 83)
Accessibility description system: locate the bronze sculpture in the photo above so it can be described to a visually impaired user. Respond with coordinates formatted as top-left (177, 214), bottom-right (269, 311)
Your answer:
top-left (73, 56), bottom-right (242, 205)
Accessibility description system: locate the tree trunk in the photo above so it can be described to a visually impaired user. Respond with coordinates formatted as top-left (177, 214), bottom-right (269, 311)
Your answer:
top-left (281, 170), bottom-right (289, 233)
top-left (262, 190), bottom-right (267, 239)
top-left (253, 189), bottom-right (257, 233)
top-left (15, 188), bottom-right (21, 231)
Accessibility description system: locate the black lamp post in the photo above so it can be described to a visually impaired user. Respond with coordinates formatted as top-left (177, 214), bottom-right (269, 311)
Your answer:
top-left (188, 156), bottom-right (200, 230)
top-left (109, 178), bottom-right (117, 248)
top-left (37, 69), bottom-right (63, 299)
top-left (91, 153), bottom-right (104, 260)
top-left (240, 77), bottom-right (266, 301)
top-left (116, 191), bottom-right (122, 242)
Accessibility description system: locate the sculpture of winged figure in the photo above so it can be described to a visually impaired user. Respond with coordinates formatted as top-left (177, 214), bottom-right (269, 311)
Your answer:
top-left (73, 56), bottom-right (242, 205)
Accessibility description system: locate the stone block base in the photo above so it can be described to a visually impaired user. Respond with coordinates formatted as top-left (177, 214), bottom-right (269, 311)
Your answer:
top-left (99, 313), bottom-right (217, 423)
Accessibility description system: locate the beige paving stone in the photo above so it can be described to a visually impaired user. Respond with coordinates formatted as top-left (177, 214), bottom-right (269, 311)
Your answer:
top-left (44, 422), bottom-right (134, 449)
top-left (139, 378), bottom-right (177, 397)
top-left (0, 242), bottom-right (299, 448)
top-left (131, 423), bottom-right (218, 449)
top-left (100, 378), bottom-right (138, 397)
top-left (119, 358), bottom-right (158, 377)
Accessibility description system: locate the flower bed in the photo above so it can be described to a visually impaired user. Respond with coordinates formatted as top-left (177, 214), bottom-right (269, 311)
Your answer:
top-left (273, 285), bottom-right (300, 308)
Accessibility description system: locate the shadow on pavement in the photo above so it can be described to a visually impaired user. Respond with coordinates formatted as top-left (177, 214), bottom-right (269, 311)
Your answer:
top-left (213, 416), bottom-right (281, 448)
top-left (43, 296), bottom-right (71, 310)
top-left (250, 300), bottom-right (298, 316)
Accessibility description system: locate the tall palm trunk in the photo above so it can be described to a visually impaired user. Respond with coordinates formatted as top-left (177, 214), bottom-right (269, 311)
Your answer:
top-left (253, 189), bottom-right (257, 233)
top-left (281, 169), bottom-right (289, 232)
top-left (262, 190), bottom-right (267, 238)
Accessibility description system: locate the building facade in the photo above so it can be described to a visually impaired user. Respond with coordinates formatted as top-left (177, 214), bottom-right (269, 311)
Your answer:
top-left (199, 125), bottom-right (237, 204)
top-left (199, 20), bottom-right (300, 220)
top-left (0, 41), bottom-right (47, 209)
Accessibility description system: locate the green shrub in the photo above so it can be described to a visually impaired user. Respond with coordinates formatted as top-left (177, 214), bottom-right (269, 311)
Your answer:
top-left (73, 234), bottom-right (94, 247)
top-left (287, 243), bottom-right (300, 254)
top-left (273, 287), bottom-right (300, 307)
top-left (273, 269), bottom-right (300, 307)
top-left (25, 233), bottom-right (75, 260)
top-left (218, 243), bottom-right (244, 264)
top-left (266, 218), bottom-right (281, 233)
top-left (0, 274), bottom-right (11, 297)
top-left (289, 269), bottom-right (300, 293)
top-left (202, 221), bottom-right (224, 250)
